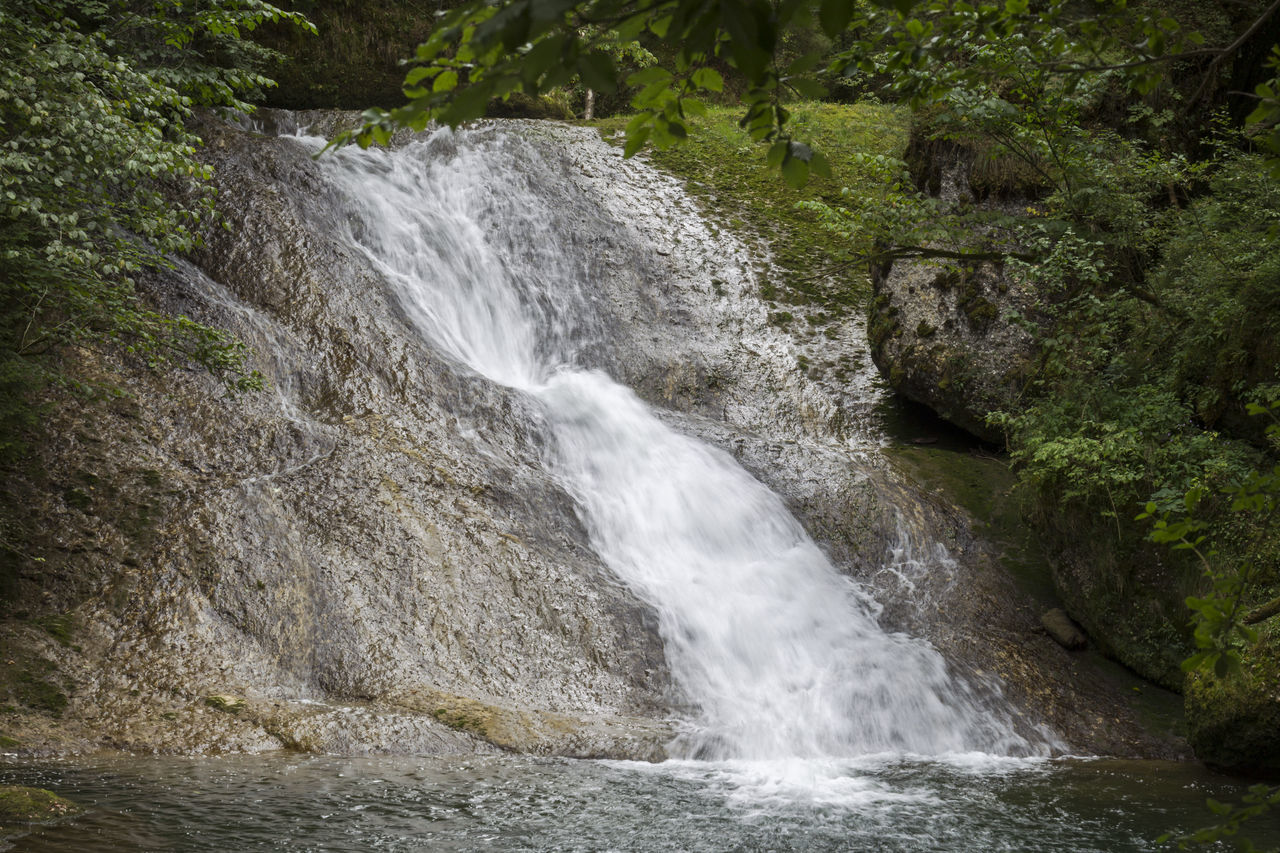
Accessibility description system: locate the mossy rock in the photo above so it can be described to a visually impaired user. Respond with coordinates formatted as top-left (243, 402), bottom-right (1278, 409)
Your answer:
top-left (0, 785), bottom-right (80, 832)
top-left (1185, 638), bottom-right (1280, 774)
top-left (0, 641), bottom-right (69, 718)
top-left (962, 295), bottom-right (999, 329)
top-left (205, 694), bottom-right (246, 714)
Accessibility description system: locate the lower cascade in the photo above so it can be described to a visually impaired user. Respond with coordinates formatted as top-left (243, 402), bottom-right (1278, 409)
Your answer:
top-left (303, 126), bottom-right (1041, 762)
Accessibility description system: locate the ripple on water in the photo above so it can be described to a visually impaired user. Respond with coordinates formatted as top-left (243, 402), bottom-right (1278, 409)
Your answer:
top-left (2, 754), bottom-right (1276, 852)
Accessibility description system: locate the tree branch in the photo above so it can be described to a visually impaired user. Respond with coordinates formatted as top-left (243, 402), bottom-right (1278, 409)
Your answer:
top-left (1245, 595), bottom-right (1280, 625)
top-left (1189, 0), bottom-right (1280, 107)
top-left (865, 245), bottom-right (1034, 266)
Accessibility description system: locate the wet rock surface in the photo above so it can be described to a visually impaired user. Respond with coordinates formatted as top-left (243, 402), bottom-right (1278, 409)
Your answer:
top-left (1, 114), bottom-right (1186, 761)
top-left (866, 146), bottom-right (1039, 445)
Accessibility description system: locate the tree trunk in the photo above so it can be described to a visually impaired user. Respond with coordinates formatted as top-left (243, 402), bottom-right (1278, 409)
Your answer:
top-left (583, 88), bottom-right (595, 121)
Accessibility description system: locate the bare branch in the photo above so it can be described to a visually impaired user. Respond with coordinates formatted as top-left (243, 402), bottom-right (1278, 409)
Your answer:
top-left (1189, 0), bottom-right (1280, 107)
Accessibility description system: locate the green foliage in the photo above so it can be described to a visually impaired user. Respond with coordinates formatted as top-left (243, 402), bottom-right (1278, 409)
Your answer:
top-left (1142, 399), bottom-right (1280, 848)
top-left (0, 0), bottom-right (314, 465)
top-left (1139, 400), bottom-right (1280, 678)
top-left (0, 0), bottom-right (311, 588)
top-left (345, 0), bottom-right (1195, 181)
top-left (992, 143), bottom-right (1280, 529)
top-left (1247, 46), bottom-right (1280, 179)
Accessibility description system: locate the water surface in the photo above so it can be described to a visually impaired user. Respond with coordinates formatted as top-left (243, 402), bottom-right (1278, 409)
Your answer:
top-left (3, 754), bottom-right (1273, 851)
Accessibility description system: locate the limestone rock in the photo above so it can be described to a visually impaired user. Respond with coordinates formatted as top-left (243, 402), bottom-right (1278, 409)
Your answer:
top-left (866, 127), bottom-right (1046, 445)
top-left (1040, 609), bottom-right (1087, 651)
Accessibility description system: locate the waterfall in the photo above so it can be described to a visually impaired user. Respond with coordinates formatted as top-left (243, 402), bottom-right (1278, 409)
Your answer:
top-left (298, 126), bottom-right (1035, 761)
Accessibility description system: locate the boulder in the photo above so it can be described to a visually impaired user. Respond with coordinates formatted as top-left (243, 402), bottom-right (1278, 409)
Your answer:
top-left (1040, 609), bottom-right (1087, 651)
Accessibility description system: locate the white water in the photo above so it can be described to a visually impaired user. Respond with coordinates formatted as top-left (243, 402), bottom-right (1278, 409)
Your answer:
top-left (302, 126), bottom-right (1038, 762)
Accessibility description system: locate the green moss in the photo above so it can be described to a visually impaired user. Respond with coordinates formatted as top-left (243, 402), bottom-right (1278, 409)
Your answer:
top-left (0, 735), bottom-right (19, 748)
top-left (205, 694), bottom-right (245, 714)
top-left (0, 785), bottom-right (79, 831)
top-left (886, 444), bottom-right (1058, 604)
top-left (916, 320), bottom-right (937, 338)
top-left (868, 312), bottom-right (900, 353)
top-left (1034, 505), bottom-right (1197, 691)
top-left (15, 670), bottom-right (67, 717)
top-left (431, 706), bottom-right (488, 736)
top-left (931, 269), bottom-right (959, 290)
top-left (594, 102), bottom-right (909, 315)
top-left (32, 614), bottom-right (74, 647)
top-left (963, 296), bottom-right (999, 327)
top-left (0, 638), bottom-right (68, 718)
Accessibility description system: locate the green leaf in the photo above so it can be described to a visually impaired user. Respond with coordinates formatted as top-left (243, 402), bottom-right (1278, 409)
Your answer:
top-left (690, 67), bottom-right (724, 93)
top-left (810, 150), bottom-right (832, 179)
top-left (1207, 798), bottom-right (1231, 816)
top-left (437, 83), bottom-right (492, 125)
top-left (404, 66), bottom-right (441, 87)
top-left (628, 66), bottom-right (674, 87)
top-left (766, 140), bottom-right (788, 168)
top-left (1181, 651), bottom-right (1211, 672)
top-left (818, 0), bottom-right (854, 38)
top-left (781, 155), bottom-right (809, 188)
top-left (433, 70), bottom-right (459, 93)
top-left (635, 79), bottom-right (674, 106)
top-left (789, 77), bottom-right (827, 100)
top-left (787, 52), bottom-right (824, 75)
top-left (577, 51), bottom-right (617, 93)
top-left (623, 125), bottom-right (651, 157)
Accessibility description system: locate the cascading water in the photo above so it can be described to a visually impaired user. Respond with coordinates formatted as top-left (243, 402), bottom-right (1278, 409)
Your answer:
top-left (298, 126), bottom-right (1038, 763)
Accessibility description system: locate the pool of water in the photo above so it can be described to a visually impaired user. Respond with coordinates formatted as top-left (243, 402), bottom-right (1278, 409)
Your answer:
top-left (3, 753), bottom-right (1274, 851)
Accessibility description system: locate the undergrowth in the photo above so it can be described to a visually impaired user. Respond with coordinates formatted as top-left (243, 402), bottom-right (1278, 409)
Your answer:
top-left (593, 102), bottom-right (909, 319)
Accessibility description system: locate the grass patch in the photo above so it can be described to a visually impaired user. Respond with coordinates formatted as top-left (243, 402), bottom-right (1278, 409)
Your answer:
top-left (593, 101), bottom-right (909, 318)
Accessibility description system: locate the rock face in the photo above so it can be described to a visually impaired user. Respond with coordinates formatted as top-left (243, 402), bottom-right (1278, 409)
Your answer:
top-left (866, 130), bottom-right (1278, 772)
top-left (0, 113), bottom-right (1188, 761)
top-left (869, 258), bottom-right (1035, 445)
top-left (1185, 662), bottom-right (1280, 774)
top-left (867, 142), bottom-right (1039, 446)
top-left (3, 116), bottom-right (674, 758)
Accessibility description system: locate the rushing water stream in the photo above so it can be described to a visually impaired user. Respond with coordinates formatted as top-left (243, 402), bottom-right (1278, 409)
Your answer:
top-left (6, 123), bottom-right (1276, 850)
top-left (308, 128), bottom-right (1033, 762)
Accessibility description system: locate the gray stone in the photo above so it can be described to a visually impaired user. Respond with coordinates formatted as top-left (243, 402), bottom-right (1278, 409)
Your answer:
top-left (867, 147), bottom-right (1041, 445)
top-left (1041, 609), bottom-right (1088, 650)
